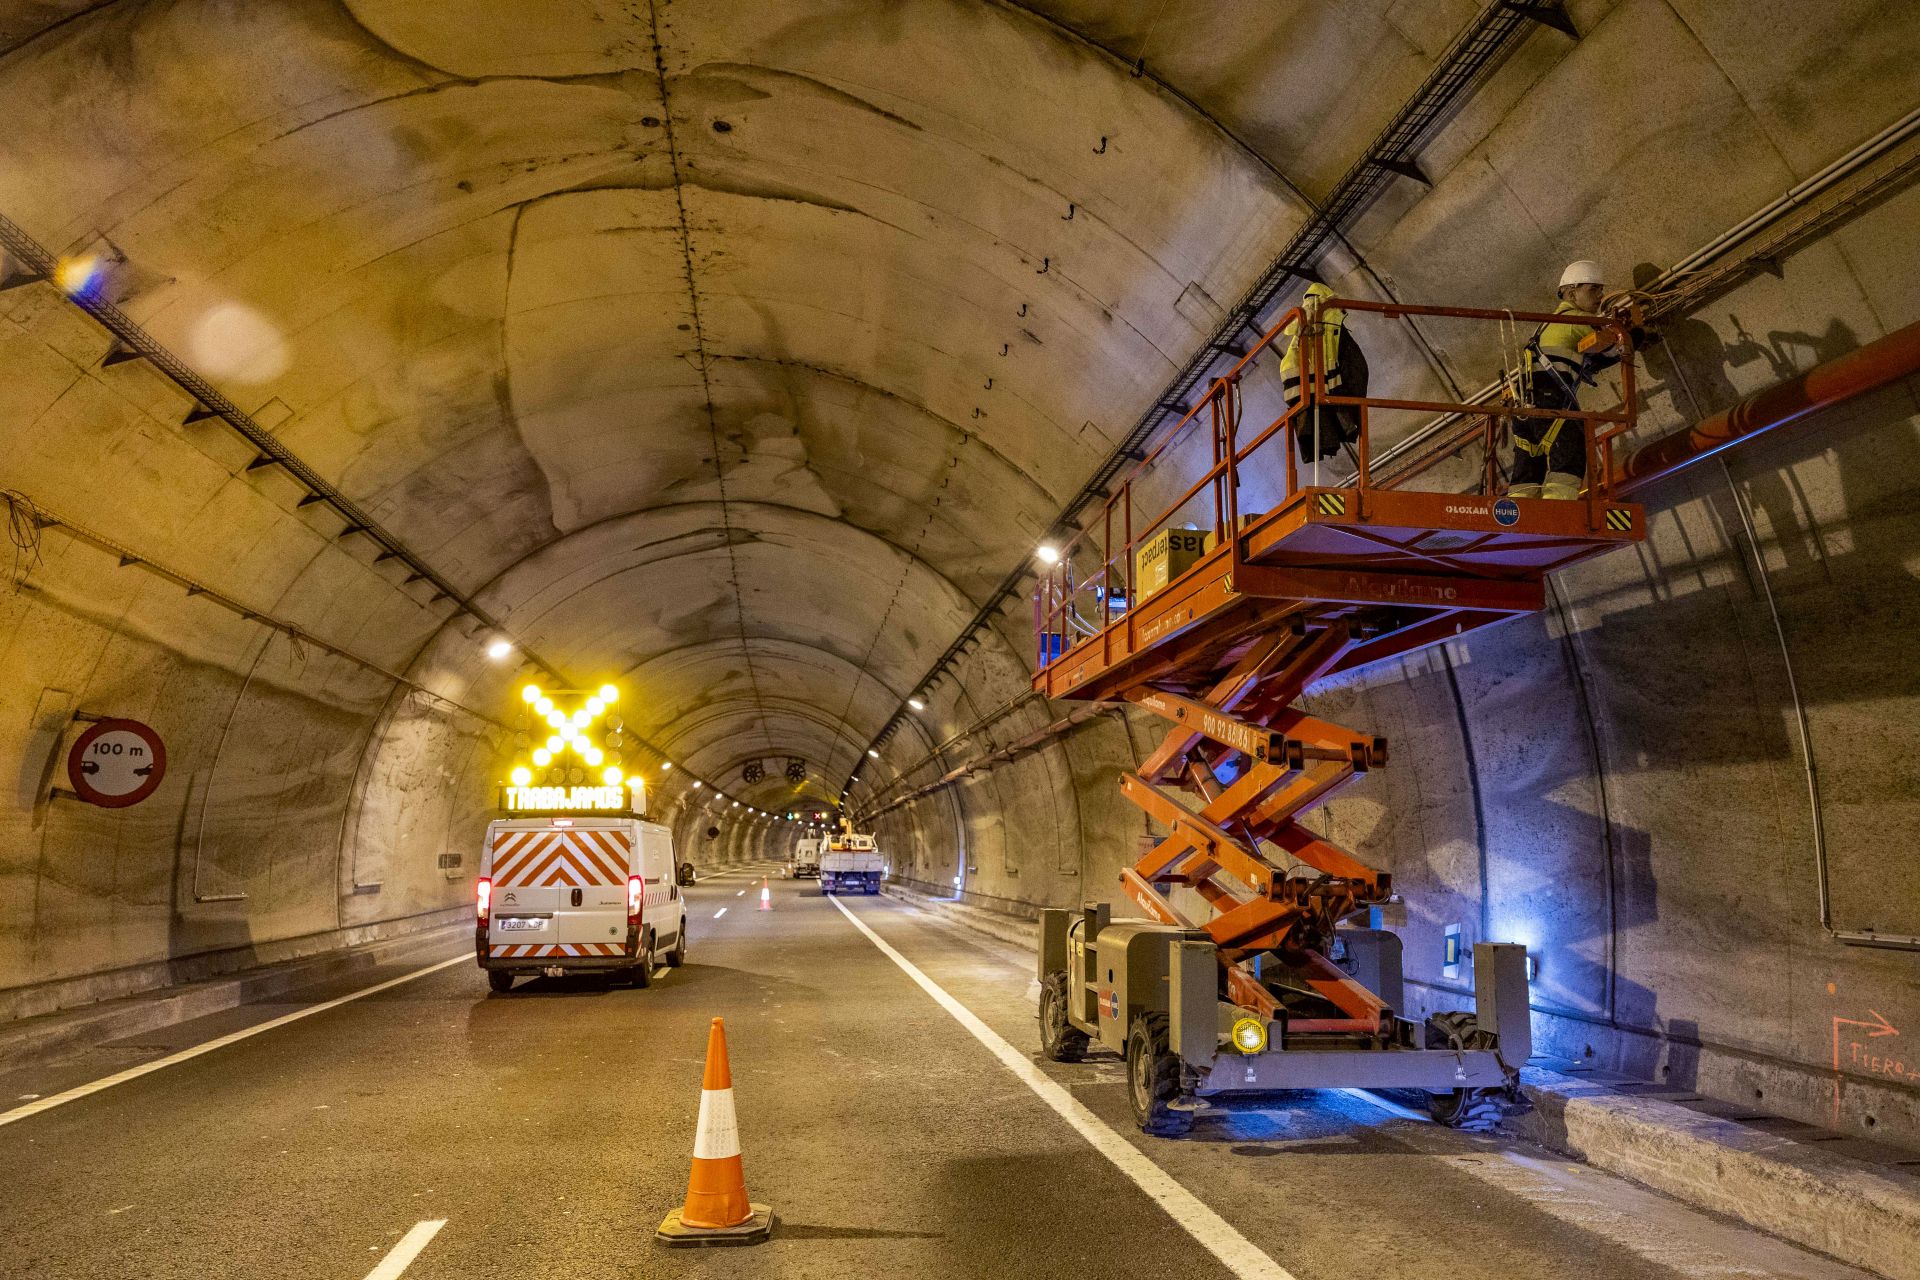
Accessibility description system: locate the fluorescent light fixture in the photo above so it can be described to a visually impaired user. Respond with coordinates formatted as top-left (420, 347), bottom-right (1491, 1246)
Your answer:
top-left (486, 639), bottom-right (513, 661)
top-left (1036, 544), bottom-right (1061, 565)
top-left (867, 748), bottom-right (879, 759)
top-left (908, 698), bottom-right (925, 711)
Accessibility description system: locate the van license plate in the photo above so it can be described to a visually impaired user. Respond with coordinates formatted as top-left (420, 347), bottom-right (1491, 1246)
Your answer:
top-left (497, 917), bottom-right (544, 931)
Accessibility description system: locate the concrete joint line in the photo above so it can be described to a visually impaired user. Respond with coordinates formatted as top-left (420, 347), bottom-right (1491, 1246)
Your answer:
top-left (829, 895), bottom-right (1297, 1280)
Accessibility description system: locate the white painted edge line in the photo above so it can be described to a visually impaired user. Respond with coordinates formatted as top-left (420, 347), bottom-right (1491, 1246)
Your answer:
top-left (714, 907), bottom-right (728, 918)
top-left (0, 954), bottom-right (468, 1129)
top-left (364, 1219), bottom-right (447, 1280)
top-left (829, 896), bottom-right (1297, 1280)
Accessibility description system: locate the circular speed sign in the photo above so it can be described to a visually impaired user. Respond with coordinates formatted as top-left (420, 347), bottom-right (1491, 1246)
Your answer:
top-left (67, 719), bottom-right (167, 809)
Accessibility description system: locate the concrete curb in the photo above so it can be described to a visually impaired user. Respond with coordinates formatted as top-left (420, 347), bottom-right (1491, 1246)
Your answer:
top-left (882, 882), bottom-right (1038, 952)
top-left (1521, 1068), bottom-right (1920, 1279)
top-left (882, 886), bottom-right (1920, 1278)
top-left (0, 920), bottom-right (469, 1074)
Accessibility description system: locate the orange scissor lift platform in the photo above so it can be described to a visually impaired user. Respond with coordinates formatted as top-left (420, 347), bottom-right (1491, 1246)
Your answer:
top-left (1033, 296), bottom-right (1645, 1045)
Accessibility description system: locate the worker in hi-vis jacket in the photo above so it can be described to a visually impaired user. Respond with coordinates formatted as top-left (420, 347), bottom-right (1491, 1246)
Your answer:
top-left (1280, 282), bottom-right (1369, 463)
top-left (1509, 260), bottom-right (1623, 499)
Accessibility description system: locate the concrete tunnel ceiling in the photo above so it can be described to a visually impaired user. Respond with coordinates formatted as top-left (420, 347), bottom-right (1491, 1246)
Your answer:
top-left (0, 0), bottom-right (1359, 797)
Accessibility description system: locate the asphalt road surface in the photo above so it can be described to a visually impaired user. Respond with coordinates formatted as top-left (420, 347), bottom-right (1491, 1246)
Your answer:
top-left (0, 864), bottom-right (1874, 1279)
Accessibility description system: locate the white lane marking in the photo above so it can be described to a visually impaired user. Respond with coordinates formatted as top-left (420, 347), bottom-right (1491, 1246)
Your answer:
top-left (0, 954), bottom-right (467, 1129)
top-left (714, 907), bottom-right (728, 918)
top-left (364, 1219), bottom-right (446, 1279)
top-left (830, 896), bottom-right (1296, 1280)
top-left (1342, 1088), bottom-right (1431, 1123)
top-left (736, 890), bottom-right (745, 897)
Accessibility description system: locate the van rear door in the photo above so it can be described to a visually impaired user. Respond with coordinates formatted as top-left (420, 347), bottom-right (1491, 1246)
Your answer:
top-left (488, 824), bottom-right (633, 955)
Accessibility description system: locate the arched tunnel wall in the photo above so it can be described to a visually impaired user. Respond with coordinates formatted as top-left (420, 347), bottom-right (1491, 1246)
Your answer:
top-left (859, 3), bottom-right (1920, 1143)
top-left (0, 0), bottom-right (1913, 1153)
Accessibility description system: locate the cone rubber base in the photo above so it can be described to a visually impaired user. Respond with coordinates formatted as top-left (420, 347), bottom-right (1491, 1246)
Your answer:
top-left (655, 1204), bottom-right (773, 1247)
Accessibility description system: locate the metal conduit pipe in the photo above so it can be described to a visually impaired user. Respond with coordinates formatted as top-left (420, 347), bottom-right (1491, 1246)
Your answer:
top-left (1612, 318), bottom-right (1920, 496)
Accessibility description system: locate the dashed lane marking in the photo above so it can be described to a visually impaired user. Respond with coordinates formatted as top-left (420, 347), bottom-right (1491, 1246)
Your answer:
top-left (0, 955), bottom-right (467, 1130)
top-left (830, 895), bottom-right (1297, 1280)
top-left (714, 907), bottom-right (728, 918)
top-left (364, 1219), bottom-right (446, 1280)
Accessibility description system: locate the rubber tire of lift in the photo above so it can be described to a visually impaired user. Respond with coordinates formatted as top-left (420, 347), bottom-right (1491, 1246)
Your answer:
top-left (1038, 971), bottom-right (1089, 1063)
top-left (487, 969), bottom-right (514, 994)
top-left (1127, 1013), bottom-right (1193, 1137)
top-left (665, 925), bottom-right (687, 968)
top-left (1424, 1009), bottom-right (1502, 1131)
top-left (629, 934), bottom-right (655, 988)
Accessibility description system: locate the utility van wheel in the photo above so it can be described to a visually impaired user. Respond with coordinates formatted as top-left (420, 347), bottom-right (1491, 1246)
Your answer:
top-left (487, 970), bottom-right (514, 994)
top-left (1425, 1009), bottom-right (1502, 1131)
top-left (1038, 971), bottom-right (1089, 1063)
top-left (630, 935), bottom-right (655, 988)
top-left (1127, 1013), bottom-right (1192, 1137)
top-left (665, 926), bottom-right (687, 968)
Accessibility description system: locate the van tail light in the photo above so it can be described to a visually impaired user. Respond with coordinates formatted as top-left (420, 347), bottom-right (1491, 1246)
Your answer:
top-left (627, 875), bottom-right (644, 927)
top-left (476, 877), bottom-right (492, 926)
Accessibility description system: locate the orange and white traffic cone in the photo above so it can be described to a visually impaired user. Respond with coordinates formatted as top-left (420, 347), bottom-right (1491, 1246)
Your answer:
top-left (759, 879), bottom-right (771, 910)
top-left (655, 1018), bottom-right (772, 1246)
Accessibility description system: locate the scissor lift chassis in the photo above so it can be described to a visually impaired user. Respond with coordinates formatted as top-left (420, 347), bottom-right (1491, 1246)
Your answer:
top-left (1039, 909), bottom-right (1530, 1105)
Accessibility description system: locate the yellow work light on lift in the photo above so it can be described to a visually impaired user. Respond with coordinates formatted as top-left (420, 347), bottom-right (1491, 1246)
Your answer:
top-left (536, 697), bottom-right (555, 716)
top-left (1230, 1016), bottom-right (1268, 1055)
top-left (521, 685), bottom-right (541, 704)
top-left (532, 748), bottom-right (552, 767)
top-left (598, 684), bottom-right (618, 703)
top-left (510, 766), bottom-right (532, 787)
top-left (603, 765), bottom-right (623, 786)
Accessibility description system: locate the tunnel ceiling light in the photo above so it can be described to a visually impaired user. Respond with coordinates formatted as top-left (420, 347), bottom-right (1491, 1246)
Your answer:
top-left (908, 697), bottom-right (925, 711)
top-left (521, 684), bottom-right (542, 704)
top-left (692, 781), bottom-right (702, 790)
top-left (661, 761), bottom-right (673, 772)
top-left (53, 254), bottom-right (102, 297)
top-left (1035, 543), bottom-right (1061, 565)
top-left (487, 638), bottom-right (513, 661)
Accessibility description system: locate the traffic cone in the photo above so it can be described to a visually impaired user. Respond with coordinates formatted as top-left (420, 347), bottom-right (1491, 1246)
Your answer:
top-left (759, 879), bottom-right (771, 910)
top-left (655, 1018), bottom-right (773, 1246)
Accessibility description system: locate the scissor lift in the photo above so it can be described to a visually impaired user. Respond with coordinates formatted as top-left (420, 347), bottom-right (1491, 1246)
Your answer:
top-left (1032, 297), bottom-right (1647, 1134)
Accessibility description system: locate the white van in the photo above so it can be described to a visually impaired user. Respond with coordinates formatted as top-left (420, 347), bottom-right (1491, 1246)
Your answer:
top-left (792, 837), bottom-right (822, 879)
top-left (475, 815), bottom-right (687, 993)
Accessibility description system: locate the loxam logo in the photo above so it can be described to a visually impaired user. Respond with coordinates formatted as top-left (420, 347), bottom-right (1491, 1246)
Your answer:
top-left (1443, 504), bottom-right (1488, 516)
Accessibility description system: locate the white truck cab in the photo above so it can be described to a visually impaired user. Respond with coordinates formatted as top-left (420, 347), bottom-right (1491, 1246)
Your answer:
top-left (792, 837), bottom-right (822, 879)
top-left (476, 815), bottom-right (687, 993)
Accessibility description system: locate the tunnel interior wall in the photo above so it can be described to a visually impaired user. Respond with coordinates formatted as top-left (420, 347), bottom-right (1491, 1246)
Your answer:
top-left (873, 3), bottom-right (1920, 1144)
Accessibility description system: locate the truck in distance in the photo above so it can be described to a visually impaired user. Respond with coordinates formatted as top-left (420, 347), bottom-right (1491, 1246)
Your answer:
top-left (820, 831), bottom-right (882, 895)
top-left (792, 837), bottom-right (822, 879)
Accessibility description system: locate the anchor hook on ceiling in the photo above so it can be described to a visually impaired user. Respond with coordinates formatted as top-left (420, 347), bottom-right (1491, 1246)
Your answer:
top-left (1018, 302), bottom-right (1028, 317)
top-left (1062, 203), bottom-right (1075, 221)
top-left (984, 377), bottom-right (993, 390)
top-left (1093, 136), bottom-right (1108, 155)
top-left (1035, 257), bottom-right (1050, 275)
top-left (999, 343), bottom-right (1009, 356)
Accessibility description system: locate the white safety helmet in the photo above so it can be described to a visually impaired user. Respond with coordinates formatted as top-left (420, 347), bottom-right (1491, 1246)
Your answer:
top-left (1558, 259), bottom-right (1605, 290)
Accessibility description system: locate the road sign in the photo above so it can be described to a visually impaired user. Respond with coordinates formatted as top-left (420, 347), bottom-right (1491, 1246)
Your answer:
top-left (66, 718), bottom-right (166, 808)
